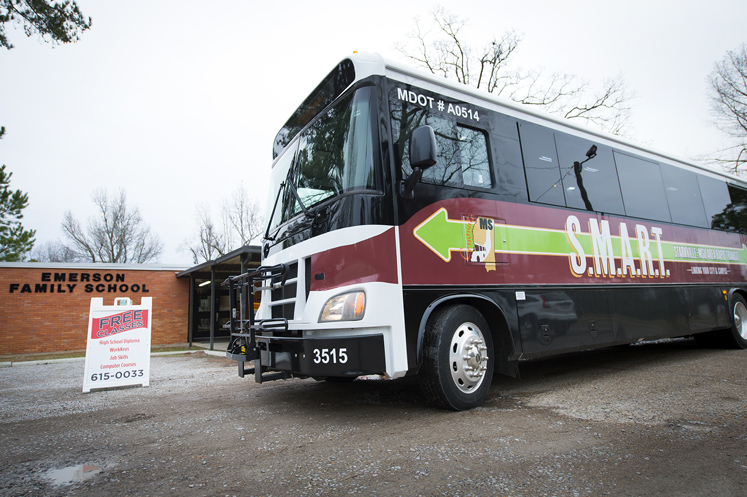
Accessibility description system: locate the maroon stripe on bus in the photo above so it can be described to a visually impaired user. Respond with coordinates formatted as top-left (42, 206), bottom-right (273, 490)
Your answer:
top-left (309, 229), bottom-right (398, 292)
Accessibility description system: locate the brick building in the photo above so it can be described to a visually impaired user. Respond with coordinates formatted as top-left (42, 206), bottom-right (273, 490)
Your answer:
top-left (0, 262), bottom-right (189, 356)
top-left (0, 246), bottom-right (260, 357)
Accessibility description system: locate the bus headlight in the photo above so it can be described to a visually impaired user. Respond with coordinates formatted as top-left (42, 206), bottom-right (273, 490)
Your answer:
top-left (319, 291), bottom-right (366, 322)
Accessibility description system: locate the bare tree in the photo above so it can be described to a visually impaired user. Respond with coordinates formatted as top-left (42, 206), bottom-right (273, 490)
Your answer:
top-left (395, 7), bottom-right (633, 135)
top-left (183, 185), bottom-right (264, 264)
top-left (223, 187), bottom-right (264, 248)
top-left (184, 204), bottom-right (225, 264)
top-left (708, 44), bottom-right (747, 175)
top-left (60, 188), bottom-right (163, 263)
top-left (29, 240), bottom-right (76, 262)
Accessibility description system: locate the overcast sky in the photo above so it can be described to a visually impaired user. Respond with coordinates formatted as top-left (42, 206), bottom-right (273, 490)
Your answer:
top-left (1, 0), bottom-right (745, 265)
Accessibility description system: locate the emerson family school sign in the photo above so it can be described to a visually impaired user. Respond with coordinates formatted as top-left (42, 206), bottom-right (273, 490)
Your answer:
top-left (0, 262), bottom-right (190, 356)
top-left (8, 270), bottom-right (153, 295)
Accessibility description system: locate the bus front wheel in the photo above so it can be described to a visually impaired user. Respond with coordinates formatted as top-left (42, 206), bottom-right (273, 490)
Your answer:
top-left (725, 294), bottom-right (747, 349)
top-left (419, 304), bottom-right (494, 410)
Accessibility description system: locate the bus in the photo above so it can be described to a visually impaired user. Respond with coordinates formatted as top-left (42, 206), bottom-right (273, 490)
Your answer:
top-left (225, 52), bottom-right (747, 410)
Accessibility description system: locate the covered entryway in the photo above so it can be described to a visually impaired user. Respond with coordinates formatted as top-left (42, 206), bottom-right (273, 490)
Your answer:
top-left (176, 246), bottom-right (261, 350)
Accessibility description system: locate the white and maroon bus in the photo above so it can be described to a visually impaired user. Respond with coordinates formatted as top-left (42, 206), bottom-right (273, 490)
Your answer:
top-left (225, 53), bottom-right (747, 410)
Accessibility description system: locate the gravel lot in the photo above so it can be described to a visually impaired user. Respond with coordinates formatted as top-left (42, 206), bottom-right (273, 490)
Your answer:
top-left (1, 339), bottom-right (746, 496)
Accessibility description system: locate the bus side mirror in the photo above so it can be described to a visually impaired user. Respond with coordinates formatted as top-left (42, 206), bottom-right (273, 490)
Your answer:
top-left (409, 125), bottom-right (437, 168)
top-left (401, 125), bottom-right (438, 198)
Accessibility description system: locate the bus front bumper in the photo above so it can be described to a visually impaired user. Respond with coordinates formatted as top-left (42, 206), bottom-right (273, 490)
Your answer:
top-left (227, 334), bottom-right (386, 381)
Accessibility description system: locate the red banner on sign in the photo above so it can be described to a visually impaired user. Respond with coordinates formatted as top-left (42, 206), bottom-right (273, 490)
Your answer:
top-left (91, 310), bottom-right (149, 339)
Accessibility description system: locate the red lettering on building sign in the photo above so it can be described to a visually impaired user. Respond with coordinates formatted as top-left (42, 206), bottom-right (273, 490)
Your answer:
top-left (91, 310), bottom-right (149, 339)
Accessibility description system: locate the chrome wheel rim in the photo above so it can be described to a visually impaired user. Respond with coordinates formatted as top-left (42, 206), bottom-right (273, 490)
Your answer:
top-left (449, 322), bottom-right (489, 394)
top-left (735, 301), bottom-right (747, 340)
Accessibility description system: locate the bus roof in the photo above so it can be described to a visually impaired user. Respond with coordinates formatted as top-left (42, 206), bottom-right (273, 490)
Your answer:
top-left (345, 52), bottom-right (746, 186)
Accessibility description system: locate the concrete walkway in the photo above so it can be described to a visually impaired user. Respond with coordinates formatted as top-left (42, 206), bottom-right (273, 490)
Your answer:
top-left (191, 340), bottom-right (229, 352)
top-left (1, 343), bottom-right (229, 368)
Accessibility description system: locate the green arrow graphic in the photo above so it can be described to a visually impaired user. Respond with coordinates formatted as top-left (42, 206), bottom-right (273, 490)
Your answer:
top-left (413, 208), bottom-right (571, 261)
top-left (413, 208), bottom-right (468, 262)
top-left (413, 207), bottom-right (747, 267)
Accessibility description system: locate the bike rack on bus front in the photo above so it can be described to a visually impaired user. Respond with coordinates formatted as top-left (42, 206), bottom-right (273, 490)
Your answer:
top-left (223, 264), bottom-right (290, 383)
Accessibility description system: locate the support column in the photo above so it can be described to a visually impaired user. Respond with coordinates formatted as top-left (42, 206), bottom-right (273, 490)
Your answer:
top-left (209, 266), bottom-right (216, 351)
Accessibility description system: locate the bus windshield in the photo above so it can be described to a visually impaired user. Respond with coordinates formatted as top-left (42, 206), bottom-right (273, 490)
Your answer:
top-left (265, 86), bottom-right (376, 237)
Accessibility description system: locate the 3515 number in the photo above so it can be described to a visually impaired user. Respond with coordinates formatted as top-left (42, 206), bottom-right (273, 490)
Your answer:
top-left (312, 348), bottom-right (348, 365)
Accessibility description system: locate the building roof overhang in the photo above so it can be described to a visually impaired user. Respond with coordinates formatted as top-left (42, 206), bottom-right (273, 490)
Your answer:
top-left (175, 245), bottom-right (261, 279)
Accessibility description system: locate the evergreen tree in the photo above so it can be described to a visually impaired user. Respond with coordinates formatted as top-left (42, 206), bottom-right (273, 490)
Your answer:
top-left (0, 137), bottom-right (36, 260)
top-left (0, 0), bottom-right (91, 258)
top-left (0, 0), bottom-right (91, 50)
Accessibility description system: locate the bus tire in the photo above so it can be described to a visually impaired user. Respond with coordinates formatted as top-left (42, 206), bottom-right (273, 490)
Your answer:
top-left (724, 294), bottom-right (747, 349)
top-left (419, 304), bottom-right (494, 410)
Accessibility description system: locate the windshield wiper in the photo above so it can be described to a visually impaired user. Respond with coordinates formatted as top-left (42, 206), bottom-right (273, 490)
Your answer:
top-left (264, 171), bottom-right (318, 242)
top-left (264, 181), bottom-right (285, 242)
top-left (285, 178), bottom-right (317, 220)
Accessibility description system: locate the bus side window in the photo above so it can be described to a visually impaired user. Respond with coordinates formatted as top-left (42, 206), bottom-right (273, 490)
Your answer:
top-left (728, 185), bottom-right (747, 233)
top-left (659, 163), bottom-right (708, 228)
top-left (422, 116), bottom-right (462, 187)
top-left (390, 97), bottom-right (462, 187)
top-left (518, 122), bottom-right (565, 207)
top-left (390, 91), bottom-right (493, 190)
top-left (614, 151), bottom-right (672, 223)
top-left (491, 134), bottom-right (526, 201)
top-left (457, 125), bottom-right (492, 188)
top-left (554, 133), bottom-right (625, 215)
top-left (711, 184), bottom-right (747, 233)
top-left (698, 175), bottom-right (731, 230)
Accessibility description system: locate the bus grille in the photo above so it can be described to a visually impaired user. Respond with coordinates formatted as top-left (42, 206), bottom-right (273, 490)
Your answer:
top-left (269, 261), bottom-right (297, 320)
top-left (270, 259), bottom-right (311, 330)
